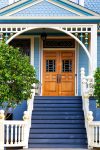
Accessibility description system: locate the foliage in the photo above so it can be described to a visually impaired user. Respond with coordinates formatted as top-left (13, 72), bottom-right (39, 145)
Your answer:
top-left (0, 42), bottom-right (38, 114)
top-left (94, 67), bottom-right (100, 104)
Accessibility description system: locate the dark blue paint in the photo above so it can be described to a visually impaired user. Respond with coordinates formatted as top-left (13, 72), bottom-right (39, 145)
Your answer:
top-left (29, 96), bottom-right (87, 148)
top-left (13, 100), bottom-right (27, 120)
top-left (89, 97), bottom-right (100, 121)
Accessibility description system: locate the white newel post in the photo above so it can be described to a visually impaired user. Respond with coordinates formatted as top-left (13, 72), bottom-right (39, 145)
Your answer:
top-left (87, 111), bottom-right (94, 149)
top-left (23, 111), bottom-right (30, 149)
top-left (0, 110), bottom-right (5, 150)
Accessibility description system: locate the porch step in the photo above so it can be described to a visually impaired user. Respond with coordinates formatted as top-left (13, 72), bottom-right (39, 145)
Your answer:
top-left (29, 96), bottom-right (87, 148)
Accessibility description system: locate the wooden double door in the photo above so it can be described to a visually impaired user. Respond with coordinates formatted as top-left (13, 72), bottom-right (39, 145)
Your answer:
top-left (43, 51), bottom-right (75, 96)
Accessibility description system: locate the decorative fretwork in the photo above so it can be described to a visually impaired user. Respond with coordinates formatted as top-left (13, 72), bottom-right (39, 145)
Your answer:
top-left (0, 25), bottom-right (93, 48)
top-left (62, 27), bottom-right (91, 33)
top-left (0, 27), bottom-right (27, 42)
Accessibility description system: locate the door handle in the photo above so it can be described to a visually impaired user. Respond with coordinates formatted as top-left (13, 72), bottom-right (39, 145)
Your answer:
top-left (59, 74), bottom-right (62, 83)
top-left (57, 74), bottom-right (59, 83)
top-left (57, 74), bottom-right (62, 83)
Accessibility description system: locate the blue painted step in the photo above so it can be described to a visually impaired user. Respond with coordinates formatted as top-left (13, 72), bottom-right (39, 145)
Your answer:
top-left (30, 128), bottom-right (86, 134)
top-left (34, 103), bottom-right (82, 107)
top-left (29, 96), bottom-right (87, 148)
top-left (34, 100), bottom-right (82, 104)
top-left (29, 144), bottom-right (87, 148)
top-left (34, 96), bottom-right (82, 100)
top-left (31, 119), bottom-right (84, 124)
top-left (32, 111), bottom-right (84, 115)
top-left (29, 138), bottom-right (87, 144)
top-left (30, 124), bottom-right (85, 129)
top-left (34, 107), bottom-right (82, 111)
top-left (29, 133), bottom-right (87, 139)
top-left (32, 115), bottom-right (84, 120)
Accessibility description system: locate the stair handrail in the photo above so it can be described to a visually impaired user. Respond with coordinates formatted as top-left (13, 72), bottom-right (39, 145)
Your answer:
top-left (23, 83), bottom-right (36, 148)
top-left (81, 68), bottom-right (94, 149)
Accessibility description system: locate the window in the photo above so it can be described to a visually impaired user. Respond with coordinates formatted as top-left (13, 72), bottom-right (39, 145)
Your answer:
top-left (62, 59), bottom-right (72, 72)
top-left (46, 60), bottom-right (56, 72)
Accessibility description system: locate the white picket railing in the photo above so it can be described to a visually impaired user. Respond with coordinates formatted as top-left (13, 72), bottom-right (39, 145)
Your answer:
top-left (4, 121), bottom-right (27, 147)
top-left (0, 84), bottom-right (36, 150)
top-left (89, 122), bottom-right (100, 147)
top-left (81, 68), bottom-right (100, 149)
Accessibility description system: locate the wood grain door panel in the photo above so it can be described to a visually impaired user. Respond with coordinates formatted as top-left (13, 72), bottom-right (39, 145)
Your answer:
top-left (43, 51), bottom-right (75, 96)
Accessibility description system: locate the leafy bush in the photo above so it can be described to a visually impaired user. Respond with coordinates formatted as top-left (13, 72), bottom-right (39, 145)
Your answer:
top-left (94, 67), bottom-right (100, 104)
top-left (0, 42), bottom-right (38, 115)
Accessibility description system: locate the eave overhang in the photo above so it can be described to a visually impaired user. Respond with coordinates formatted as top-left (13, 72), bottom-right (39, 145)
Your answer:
top-left (0, 16), bottom-right (99, 24)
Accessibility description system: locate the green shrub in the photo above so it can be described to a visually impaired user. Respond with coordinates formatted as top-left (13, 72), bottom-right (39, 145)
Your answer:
top-left (0, 42), bottom-right (38, 115)
top-left (94, 67), bottom-right (100, 104)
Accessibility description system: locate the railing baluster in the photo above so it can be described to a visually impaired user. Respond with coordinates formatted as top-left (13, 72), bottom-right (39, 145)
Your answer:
top-left (18, 125), bottom-right (21, 143)
top-left (95, 126), bottom-right (97, 144)
top-left (99, 126), bottom-right (100, 144)
top-left (6, 124), bottom-right (9, 145)
top-left (15, 125), bottom-right (17, 144)
top-left (11, 125), bottom-right (13, 144)
top-left (22, 124), bottom-right (24, 143)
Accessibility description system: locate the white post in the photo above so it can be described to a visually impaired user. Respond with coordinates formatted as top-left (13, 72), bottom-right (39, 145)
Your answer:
top-left (87, 111), bottom-right (94, 149)
top-left (90, 24), bottom-right (97, 74)
top-left (23, 111), bottom-right (30, 149)
top-left (0, 110), bottom-right (5, 150)
top-left (81, 68), bottom-right (86, 95)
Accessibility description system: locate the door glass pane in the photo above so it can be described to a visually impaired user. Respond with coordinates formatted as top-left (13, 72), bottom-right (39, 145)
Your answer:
top-left (62, 59), bottom-right (72, 72)
top-left (46, 60), bottom-right (56, 72)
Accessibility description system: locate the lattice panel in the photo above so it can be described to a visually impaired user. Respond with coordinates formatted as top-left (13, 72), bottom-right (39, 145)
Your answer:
top-left (0, 27), bottom-right (27, 33)
top-left (61, 27), bottom-right (91, 33)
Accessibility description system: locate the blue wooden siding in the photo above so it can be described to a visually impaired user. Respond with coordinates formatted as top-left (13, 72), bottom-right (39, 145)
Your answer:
top-left (78, 45), bottom-right (89, 95)
top-left (13, 100), bottom-right (27, 120)
top-left (11, 0), bottom-right (78, 17)
top-left (97, 34), bottom-right (100, 67)
top-left (34, 36), bottom-right (40, 80)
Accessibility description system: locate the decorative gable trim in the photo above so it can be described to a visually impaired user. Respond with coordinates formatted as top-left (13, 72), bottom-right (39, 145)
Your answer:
top-left (5, 0), bottom-right (44, 16)
top-left (48, 0), bottom-right (84, 16)
top-left (0, 0), bottom-right (99, 17)
top-left (0, 0), bottom-right (43, 16)
top-left (51, 0), bottom-right (100, 16)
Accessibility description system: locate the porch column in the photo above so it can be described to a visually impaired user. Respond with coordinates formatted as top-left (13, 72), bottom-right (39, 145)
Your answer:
top-left (90, 24), bottom-right (97, 74)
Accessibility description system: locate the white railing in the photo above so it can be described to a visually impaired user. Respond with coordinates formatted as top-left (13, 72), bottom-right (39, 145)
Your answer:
top-left (0, 83), bottom-right (36, 150)
top-left (81, 68), bottom-right (100, 149)
top-left (4, 121), bottom-right (27, 147)
top-left (89, 122), bottom-right (100, 148)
